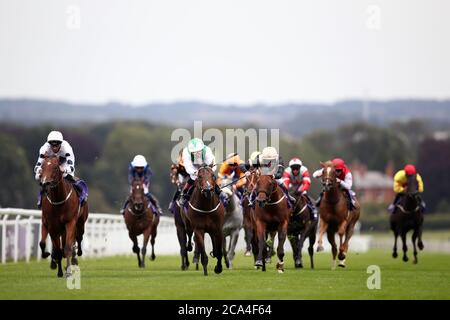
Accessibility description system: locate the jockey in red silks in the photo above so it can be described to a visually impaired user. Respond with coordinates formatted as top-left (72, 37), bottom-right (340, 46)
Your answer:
top-left (313, 158), bottom-right (356, 211)
top-left (282, 157), bottom-right (317, 219)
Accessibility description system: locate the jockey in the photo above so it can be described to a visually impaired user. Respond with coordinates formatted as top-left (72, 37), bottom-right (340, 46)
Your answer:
top-left (313, 158), bottom-right (356, 211)
top-left (121, 155), bottom-right (163, 216)
top-left (168, 150), bottom-right (190, 213)
top-left (177, 138), bottom-right (229, 207)
top-left (388, 164), bottom-right (426, 213)
top-left (283, 157), bottom-right (317, 219)
top-left (34, 131), bottom-right (88, 208)
top-left (217, 153), bottom-right (246, 200)
top-left (242, 147), bottom-right (296, 208)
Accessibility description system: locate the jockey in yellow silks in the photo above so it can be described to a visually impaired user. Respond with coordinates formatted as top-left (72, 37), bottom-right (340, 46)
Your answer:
top-left (388, 164), bottom-right (426, 213)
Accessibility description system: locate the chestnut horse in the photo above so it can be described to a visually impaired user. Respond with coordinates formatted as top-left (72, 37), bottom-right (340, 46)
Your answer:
top-left (39, 155), bottom-right (88, 277)
top-left (254, 174), bottom-right (290, 273)
top-left (124, 178), bottom-right (159, 268)
top-left (316, 161), bottom-right (360, 269)
top-left (170, 164), bottom-right (195, 270)
top-left (390, 173), bottom-right (424, 264)
top-left (288, 193), bottom-right (318, 269)
top-left (185, 166), bottom-right (224, 276)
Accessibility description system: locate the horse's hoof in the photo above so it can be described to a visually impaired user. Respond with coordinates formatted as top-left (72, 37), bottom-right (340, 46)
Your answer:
top-left (203, 269), bottom-right (208, 276)
top-left (338, 253), bottom-right (346, 261)
top-left (276, 262), bottom-right (284, 272)
top-left (254, 260), bottom-right (263, 267)
top-left (50, 259), bottom-right (57, 270)
top-left (71, 257), bottom-right (78, 265)
top-left (244, 251), bottom-right (251, 257)
top-left (317, 245), bottom-right (324, 252)
top-left (151, 255), bottom-right (156, 261)
top-left (392, 252), bottom-right (398, 258)
top-left (277, 269), bottom-right (284, 274)
top-left (214, 265), bottom-right (223, 274)
top-left (403, 256), bottom-right (409, 262)
top-left (418, 242), bottom-right (424, 250)
top-left (413, 259), bottom-right (418, 265)
top-left (338, 260), bottom-right (346, 268)
top-left (42, 252), bottom-right (50, 259)
top-left (57, 271), bottom-right (64, 278)
top-left (77, 249), bottom-right (83, 257)
top-left (295, 263), bottom-right (303, 269)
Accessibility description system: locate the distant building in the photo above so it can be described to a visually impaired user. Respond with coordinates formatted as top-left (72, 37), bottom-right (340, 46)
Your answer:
top-left (352, 161), bottom-right (395, 204)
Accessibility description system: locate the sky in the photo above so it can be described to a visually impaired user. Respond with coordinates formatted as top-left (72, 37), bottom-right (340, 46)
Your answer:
top-left (0, 0), bottom-right (449, 106)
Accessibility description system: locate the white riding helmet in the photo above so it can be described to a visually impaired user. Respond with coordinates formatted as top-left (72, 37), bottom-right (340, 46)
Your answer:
top-left (187, 138), bottom-right (205, 153)
top-left (261, 147), bottom-right (278, 160)
top-left (289, 157), bottom-right (303, 167)
top-left (131, 155), bottom-right (147, 167)
top-left (47, 131), bottom-right (63, 143)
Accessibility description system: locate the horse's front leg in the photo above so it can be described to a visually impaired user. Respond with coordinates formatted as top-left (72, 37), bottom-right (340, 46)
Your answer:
top-left (141, 226), bottom-right (151, 268)
top-left (213, 230), bottom-right (223, 274)
top-left (130, 233), bottom-right (141, 268)
top-left (276, 222), bottom-right (287, 273)
top-left (150, 218), bottom-right (158, 261)
top-left (327, 230), bottom-right (338, 270)
top-left (317, 217), bottom-right (327, 252)
top-left (50, 235), bottom-right (64, 278)
top-left (412, 230), bottom-right (419, 264)
top-left (337, 221), bottom-right (347, 267)
top-left (227, 229), bottom-right (240, 269)
top-left (194, 229), bottom-right (208, 276)
top-left (254, 219), bottom-right (266, 270)
top-left (39, 221), bottom-right (50, 259)
top-left (401, 232), bottom-right (408, 262)
top-left (222, 234), bottom-right (229, 269)
top-left (392, 230), bottom-right (399, 258)
top-left (64, 220), bottom-right (77, 277)
top-left (296, 232), bottom-right (307, 268)
top-left (289, 233), bottom-right (300, 268)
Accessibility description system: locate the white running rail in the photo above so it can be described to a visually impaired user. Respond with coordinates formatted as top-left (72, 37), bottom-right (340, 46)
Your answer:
top-left (0, 208), bottom-right (180, 263)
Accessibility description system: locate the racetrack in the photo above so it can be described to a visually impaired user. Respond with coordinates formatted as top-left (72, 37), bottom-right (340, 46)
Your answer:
top-left (1, 250), bottom-right (449, 300)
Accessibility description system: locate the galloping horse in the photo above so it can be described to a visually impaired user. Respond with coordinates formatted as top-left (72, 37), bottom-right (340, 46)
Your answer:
top-left (39, 155), bottom-right (88, 277)
top-left (185, 166), bottom-right (224, 276)
top-left (220, 176), bottom-right (243, 269)
top-left (124, 178), bottom-right (159, 268)
top-left (254, 174), bottom-right (290, 273)
top-left (316, 161), bottom-right (360, 269)
top-left (170, 164), bottom-right (195, 270)
top-left (288, 193), bottom-right (318, 269)
top-left (390, 173), bottom-right (424, 264)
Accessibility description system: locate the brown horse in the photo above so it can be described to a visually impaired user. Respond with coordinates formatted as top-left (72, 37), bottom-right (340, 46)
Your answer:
top-left (288, 193), bottom-right (318, 269)
top-left (390, 174), bottom-right (424, 264)
top-left (254, 174), bottom-right (290, 273)
top-left (170, 164), bottom-right (195, 270)
top-left (316, 161), bottom-right (360, 269)
top-left (185, 166), bottom-right (224, 276)
top-left (39, 155), bottom-right (88, 277)
top-left (124, 178), bottom-right (159, 268)
top-left (242, 169), bottom-right (258, 257)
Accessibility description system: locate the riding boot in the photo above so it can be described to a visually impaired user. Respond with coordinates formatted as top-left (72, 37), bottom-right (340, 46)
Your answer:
top-left (305, 195), bottom-right (318, 220)
top-left (214, 184), bottom-right (229, 207)
top-left (37, 190), bottom-right (43, 209)
top-left (278, 182), bottom-right (296, 208)
top-left (344, 189), bottom-right (354, 211)
top-left (120, 199), bottom-right (129, 215)
top-left (147, 193), bottom-right (163, 216)
top-left (168, 189), bottom-right (181, 213)
top-left (178, 181), bottom-right (194, 208)
top-left (388, 193), bottom-right (401, 214)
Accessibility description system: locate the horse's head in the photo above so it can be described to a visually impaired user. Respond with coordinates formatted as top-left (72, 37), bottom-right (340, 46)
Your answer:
top-left (130, 178), bottom-right (146, 212)
top-left (196, 166), bottom-right (215, 198)
top-left (406, 173), bottom-right (419, 195)
top-left (255, 174), bottom-right (276, 208)
top-left (40, 155), bottom-right (64, 193)
top-left (321, 161), bottom-right (338, 192)
top-left (245, 169), bottom-right (259, 195)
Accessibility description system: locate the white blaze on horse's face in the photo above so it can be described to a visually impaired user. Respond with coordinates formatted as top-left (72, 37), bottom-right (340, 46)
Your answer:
top-left (326, 167), bottom-right (332, 177)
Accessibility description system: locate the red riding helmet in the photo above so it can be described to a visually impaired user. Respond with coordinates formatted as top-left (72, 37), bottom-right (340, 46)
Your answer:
top-left (404, 164), bottom-right (417, 175)
top-left (332, 158), bottom-right (345, 170)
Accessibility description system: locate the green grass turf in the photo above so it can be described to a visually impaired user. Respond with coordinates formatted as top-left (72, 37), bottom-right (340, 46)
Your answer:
top-left (0, 250), bottom-right (449, 300)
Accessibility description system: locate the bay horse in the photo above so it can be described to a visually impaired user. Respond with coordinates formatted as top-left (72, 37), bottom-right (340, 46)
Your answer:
top-left (288, 193), bottom-right (318, 269)
top-left (390, 174), bottom-right (424, 264)
top-left (185, 166), bottom-right (224, 276)
top-left (124, 178), bottom-right (159, 268)
top-left (220, 177), bottom-right (243, 269)
top-left (39, 155), bottom-right (88, 277)
top-left (316, 161), bottom-right (360, 269)
top-left (170, 164), bottom-right (195, 270)
top-left (254, 174), bottom-right (290, 273)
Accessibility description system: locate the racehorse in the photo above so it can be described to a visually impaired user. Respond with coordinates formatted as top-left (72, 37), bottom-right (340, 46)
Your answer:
top-left (220, 176), bottom-right (243, 269)
top-left (390, 173), bottom-right (424, 264)
top-left (316, 161), bottom-right (360, 269)
top-left (185, 166), bottom-right (224, 276)
top-left (39, 155), bottom-right (88, 277)
top-left (242, 169), bottom-right (258, 256)
top-left (170, 164), bottom-right (195, 270)
top-left (124, 178), bottom-right (159, 268)
top-left (288, 193), bottom-right (318, 269)
top-left (254, 174), bottom-right (290, 273)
